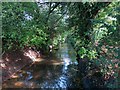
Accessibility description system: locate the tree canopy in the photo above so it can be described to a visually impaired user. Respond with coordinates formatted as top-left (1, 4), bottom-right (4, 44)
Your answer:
top-left (2, 2), bottom-right (120, 88)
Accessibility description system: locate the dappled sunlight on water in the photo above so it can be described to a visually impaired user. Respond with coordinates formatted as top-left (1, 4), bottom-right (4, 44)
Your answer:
top-left (2, 43), bottom-right (81, 89)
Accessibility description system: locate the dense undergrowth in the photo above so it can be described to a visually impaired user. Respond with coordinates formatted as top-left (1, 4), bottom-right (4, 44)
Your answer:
top-left (2, 2), bottom-right (120, 88)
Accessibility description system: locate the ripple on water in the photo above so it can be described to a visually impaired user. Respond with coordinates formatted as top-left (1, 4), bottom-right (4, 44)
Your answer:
top-left (2, 43), bottom-right (81, 89)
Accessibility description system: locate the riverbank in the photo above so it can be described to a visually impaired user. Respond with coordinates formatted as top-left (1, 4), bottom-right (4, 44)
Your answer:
top-left (1, 48), bottom-right (44, 82)
top-left (2, 43), bottom-right (82, 89)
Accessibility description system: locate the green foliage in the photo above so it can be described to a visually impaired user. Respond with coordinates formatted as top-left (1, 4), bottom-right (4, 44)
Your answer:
top-left (91, 2), bottom-right (120, 88)
top-left (91, 2), bottom-right (120, 45)
top-left (66, 2), bottom-right (119, 88)
top-left (20, 28), bottom-right (47, 47)
top-left (2, 2), bottom-right (120, 88)
top-left (2, 2), bottom-right (49, 51)
top-left (2, 2), bottom-right (69, 54)
top-left (78, 47), bottom-right (87, 58)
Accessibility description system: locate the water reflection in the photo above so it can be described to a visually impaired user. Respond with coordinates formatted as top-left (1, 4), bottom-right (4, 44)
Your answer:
top-left (2, 43), bottom-right (80, 89)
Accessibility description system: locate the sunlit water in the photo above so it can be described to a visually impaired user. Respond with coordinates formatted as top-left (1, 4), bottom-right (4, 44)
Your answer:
top-left (2, 43), bottom-right (82, 89)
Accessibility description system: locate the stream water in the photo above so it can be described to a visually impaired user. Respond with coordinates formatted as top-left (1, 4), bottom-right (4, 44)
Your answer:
top-left (2, 43), bottom-right (82, 89)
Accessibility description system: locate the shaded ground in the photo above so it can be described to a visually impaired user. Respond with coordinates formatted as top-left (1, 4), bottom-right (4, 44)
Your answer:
top-left (1, 48), bottom-right (43, 81)
top-left (2, 43), bottom-right (82, 89)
